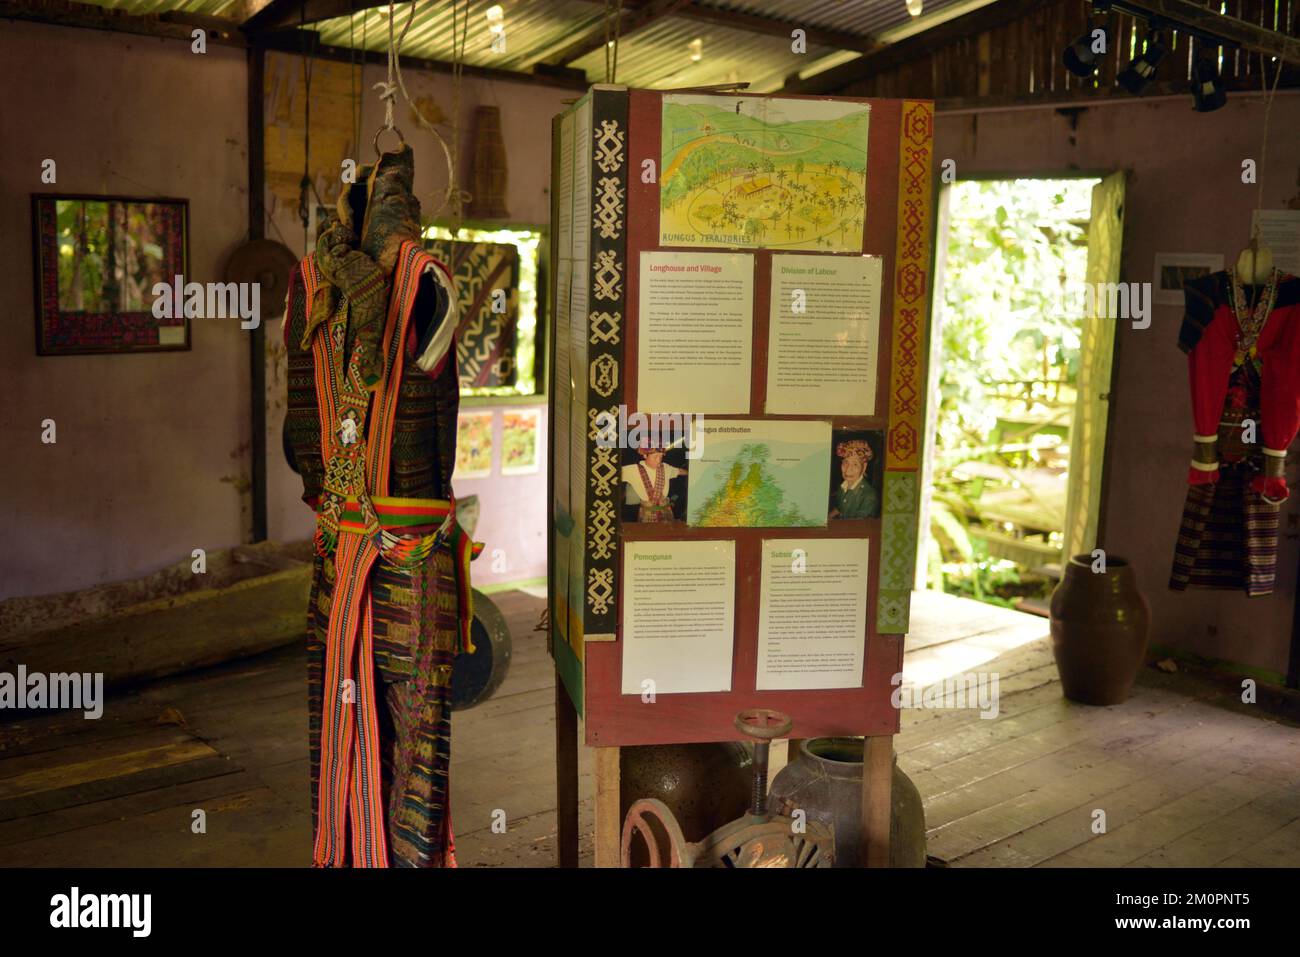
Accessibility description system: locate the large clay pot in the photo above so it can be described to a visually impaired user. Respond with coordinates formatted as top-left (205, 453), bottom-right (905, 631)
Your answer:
top-left (1049, 553), bottom-right (1151, 706)
top-left (620, 743), bottom-right (752, 854)
top-left (768, 737), bottom-right (927, 868)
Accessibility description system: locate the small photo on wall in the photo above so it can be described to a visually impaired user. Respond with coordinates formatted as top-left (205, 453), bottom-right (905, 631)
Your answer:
top-left (621, 442), bottom-right (690, 523)
top-left (1152, 252), bottom-right (1223, 306)
top-left (501, 407), bottom-right (541, 475)
top-left (829, 430), bottom-right (883, 520)
top-left (455, 410), bottom-right (494, 480)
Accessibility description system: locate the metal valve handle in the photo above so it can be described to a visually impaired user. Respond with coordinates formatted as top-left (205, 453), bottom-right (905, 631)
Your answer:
top-left (734, 708), bottom-right (793, 741)
top-left (733, 708), bottom-right (792, 819)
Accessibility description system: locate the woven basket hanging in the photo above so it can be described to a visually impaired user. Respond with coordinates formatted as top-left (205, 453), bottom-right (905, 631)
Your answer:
top-left (467, 105), bottom-right (510, 220)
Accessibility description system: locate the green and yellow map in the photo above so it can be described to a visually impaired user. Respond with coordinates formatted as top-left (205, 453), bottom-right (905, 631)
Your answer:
top-left (660, 95), bottom-right (870, 252)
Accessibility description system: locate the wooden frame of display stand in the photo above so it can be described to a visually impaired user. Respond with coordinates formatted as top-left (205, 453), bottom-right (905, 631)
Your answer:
top-left (547, 85), bottom-right (935, 868)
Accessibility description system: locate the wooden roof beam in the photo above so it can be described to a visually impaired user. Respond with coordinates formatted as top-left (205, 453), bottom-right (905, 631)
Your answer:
top-left (0, 0), bottom-right (246, 46)
top-left (544, 0), bottom-right (694, 67)
top-left (1115, 0), bottom-right (1300, 60)
top-left (675, 2), bottom-right (882, 53)
top-left (781, 0), bottom-right (1051, 94)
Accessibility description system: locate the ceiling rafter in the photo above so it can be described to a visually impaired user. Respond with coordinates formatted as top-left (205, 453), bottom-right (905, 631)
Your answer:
top-left (544, 0), bottom-right (694, 67)
top-left (782, 0), bottom-right (1052, 94)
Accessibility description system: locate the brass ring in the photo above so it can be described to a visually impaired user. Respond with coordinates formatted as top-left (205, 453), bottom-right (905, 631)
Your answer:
top-left (373, 126), bottom-right (406, 157)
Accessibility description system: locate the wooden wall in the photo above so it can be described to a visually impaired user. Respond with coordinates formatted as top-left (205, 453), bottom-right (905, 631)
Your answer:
top-left (837, 0), bottom-right (1300, 105)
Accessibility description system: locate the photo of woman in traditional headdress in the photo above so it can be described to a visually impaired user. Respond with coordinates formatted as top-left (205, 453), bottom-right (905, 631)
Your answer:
top-left (622, 444), bottom-right (688, 522)
top-left (829, 432), bottom-right (883, 519)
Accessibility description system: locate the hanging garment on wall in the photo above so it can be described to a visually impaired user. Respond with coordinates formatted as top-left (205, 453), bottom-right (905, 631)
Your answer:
top-left (282, 144), bottom-right (481, 867)
top-left (424, 238), bottom-right (521, 389)
top-left (1169, 269), bottom-right (1300, 597)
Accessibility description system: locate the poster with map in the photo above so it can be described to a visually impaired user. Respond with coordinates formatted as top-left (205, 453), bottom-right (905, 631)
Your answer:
top-left (687, 419), bottom-right (831, 527)
top-left (660, 95), bottom-right (869, 252)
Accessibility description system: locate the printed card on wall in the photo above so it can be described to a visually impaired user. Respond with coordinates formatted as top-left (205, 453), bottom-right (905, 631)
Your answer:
top-left (756, 538), bottom-right (870, 690)
top-left (621, 540), bottom-right (736, 695)
top-left (686, 419), bottom-right (831, 527)
top-left (658, 95), bottom-right (869, 252)
top-left (455, 410), bottom-right (494, 480)
top-left (766, 254), bottom-right (881, 415)
top-left (636, 251), bottom-right (753, 414)
top-left (501, 407), bottom-right (541, 475)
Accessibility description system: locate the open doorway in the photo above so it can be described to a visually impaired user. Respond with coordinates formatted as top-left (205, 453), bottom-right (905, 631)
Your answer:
top-left (918, 174), bottom-right (1125, 614)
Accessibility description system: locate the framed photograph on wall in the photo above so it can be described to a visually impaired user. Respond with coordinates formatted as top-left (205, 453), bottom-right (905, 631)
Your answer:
top-left (31, 193), bottom-right (190, 355)
top-left (1152, 252), bottom-right (1223, 307)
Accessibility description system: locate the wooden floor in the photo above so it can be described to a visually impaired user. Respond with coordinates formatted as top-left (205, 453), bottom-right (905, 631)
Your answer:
top-left (0, 589), bottom-right (1297, 867)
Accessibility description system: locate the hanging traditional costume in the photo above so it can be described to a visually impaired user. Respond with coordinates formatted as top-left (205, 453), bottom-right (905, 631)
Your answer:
top-left (1169, 268), bottom-right (1300, 597)
top-left (283, 145), bottom-right (480, 867)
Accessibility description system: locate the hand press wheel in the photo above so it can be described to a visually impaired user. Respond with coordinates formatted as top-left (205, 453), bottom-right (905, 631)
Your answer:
top-left (620, 709), bottom-right (833, 868)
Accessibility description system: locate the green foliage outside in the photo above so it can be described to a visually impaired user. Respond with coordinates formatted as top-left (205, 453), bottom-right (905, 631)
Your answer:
top-left (928, 178), bottom-right (1097, 607)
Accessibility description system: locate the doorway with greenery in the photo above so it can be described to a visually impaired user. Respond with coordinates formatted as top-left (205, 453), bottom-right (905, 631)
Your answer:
top-left (923, 177), bottom-right (1104, 610)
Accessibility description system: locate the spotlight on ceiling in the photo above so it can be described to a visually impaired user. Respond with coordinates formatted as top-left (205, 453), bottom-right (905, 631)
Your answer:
top-left (1063, 26), bottom-right (1110, 77)
top-left (906, 0), bottom-right (923, 16)
top-left (1191, 51), bottom-right (1227, 112)
top-left (1118, 31), bottom-right (1168, 95)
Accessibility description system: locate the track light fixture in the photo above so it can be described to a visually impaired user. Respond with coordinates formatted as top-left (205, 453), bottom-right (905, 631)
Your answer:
top-left (1063, 26), bottom-right (1111, 77)
top-left (1117, 30), bottom-right (1168, 95)
top-left (1191, 49), bottom-right (1227, 112)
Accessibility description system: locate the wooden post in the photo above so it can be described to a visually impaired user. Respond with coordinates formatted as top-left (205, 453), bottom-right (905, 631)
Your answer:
top-left (594, 745), bottom-right (621, 867)
top-left (247, 37), bottom-right (267, 544)
top-left (863, 735), bottom-right (893, 867)
top-left (554, 678), bottom-right (579, 867)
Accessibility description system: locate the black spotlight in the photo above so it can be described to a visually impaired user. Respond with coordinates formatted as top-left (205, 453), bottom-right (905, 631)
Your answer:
top-left (1118, 32), bottom-right (1168, 95)
top-left (1063, 27), bottom-right (1110, 77)
top-left (1191, 53), bottom-right (1227, 112)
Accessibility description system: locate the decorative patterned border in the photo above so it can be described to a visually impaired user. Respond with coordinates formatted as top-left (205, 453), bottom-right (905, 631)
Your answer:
top-left (583, 89), bottom-right (628, 640)
top-left (878, 101), bottom-right (934, 634)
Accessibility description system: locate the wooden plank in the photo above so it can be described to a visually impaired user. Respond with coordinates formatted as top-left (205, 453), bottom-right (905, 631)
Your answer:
top-left (954, 730), bottom-right (1286, 866)
top-left (0, 784), bottom-right (307, 867)
top-left (864, 736), bottom-right (893, 867)
top-left (555, 676), bottom-right (579, 867)
top-left (928, 701), bottom-right (1299, 863)
top-left (594, 746), bottom-right (620, 867)
top-left (0, 739), bottom-right (218, 800)
top-left (1131, 780), bottom-right (1300, 867)
top-left (0, 755), bottom-right (240, 822)
top-left (1218, 816), bottom-right (1300, 867)
top-left (0, 767), bottom-right (267, 849)
top-left (785, 0), bottom-right (1054, 94)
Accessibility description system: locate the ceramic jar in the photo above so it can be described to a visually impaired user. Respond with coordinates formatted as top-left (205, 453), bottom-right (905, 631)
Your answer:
top-left (1049, 553), bottom-right (1151, 706)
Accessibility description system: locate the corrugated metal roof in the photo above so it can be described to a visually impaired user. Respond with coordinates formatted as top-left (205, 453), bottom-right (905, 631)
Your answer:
top-left (65, 0), bottom-right (999, 91)
top-left (313, 0), bottom-right (608, 73)
top-left (699, 0), bottom-right (972, 38)
top-left (569, 14), bottom-right (838, 90)
top-left (73, 0), bottom-right (243, 17)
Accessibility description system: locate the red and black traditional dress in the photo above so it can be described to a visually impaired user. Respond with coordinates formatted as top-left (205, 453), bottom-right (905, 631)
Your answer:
top-left (283, 145), bottom-right (479, 867)
top-left (1170, 268), bottom-right (1300, 596)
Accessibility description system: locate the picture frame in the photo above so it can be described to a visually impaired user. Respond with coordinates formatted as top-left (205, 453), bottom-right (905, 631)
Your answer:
top-left (1152, 251), bottom-right (1223, 307)
top-left (31, 193), bottom-right (190, 355)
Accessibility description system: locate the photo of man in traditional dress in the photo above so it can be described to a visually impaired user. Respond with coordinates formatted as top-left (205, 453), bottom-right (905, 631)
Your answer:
top-left (622, 444), bottom-right (688, 522)
top-left (828, 432), bottom-right (883, 519)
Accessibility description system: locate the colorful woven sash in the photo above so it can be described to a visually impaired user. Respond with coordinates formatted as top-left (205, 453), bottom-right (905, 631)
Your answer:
top-left (302, 241), bottom-right (478, 868)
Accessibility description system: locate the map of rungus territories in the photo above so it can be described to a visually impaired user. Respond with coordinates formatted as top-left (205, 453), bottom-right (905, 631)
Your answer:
top-left (659, 94), bottom-right (870, 253)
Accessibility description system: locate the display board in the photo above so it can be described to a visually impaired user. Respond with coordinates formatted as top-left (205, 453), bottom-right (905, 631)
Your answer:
top-left (548, 85), bottom-right (934, 746)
